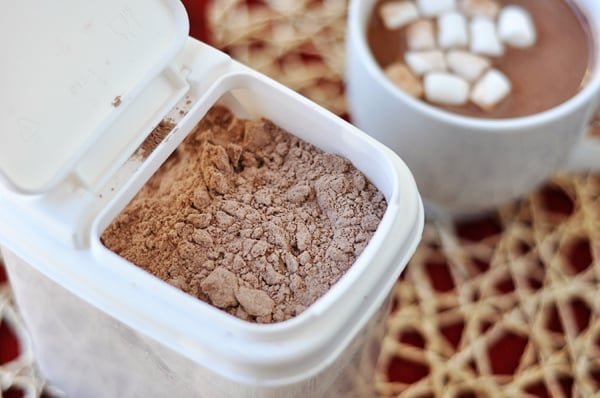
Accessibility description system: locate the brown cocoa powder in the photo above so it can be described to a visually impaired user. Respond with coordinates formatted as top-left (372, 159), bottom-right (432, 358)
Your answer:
top-left (101, 105), bottom-right (386, 323)
top-left (135, 119), bottom-right (176, 159)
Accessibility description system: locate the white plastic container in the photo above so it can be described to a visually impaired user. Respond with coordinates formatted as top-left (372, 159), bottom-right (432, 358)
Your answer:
top-left (0, 1), bottom-right (424, 397)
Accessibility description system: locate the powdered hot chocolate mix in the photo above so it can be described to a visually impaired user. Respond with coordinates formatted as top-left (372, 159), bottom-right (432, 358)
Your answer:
top-left (101, 105), bottom-right (387, 323)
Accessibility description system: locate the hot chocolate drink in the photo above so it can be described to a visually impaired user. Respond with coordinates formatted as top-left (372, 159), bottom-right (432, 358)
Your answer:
top-left (367, 0), bottom-right (593, 118)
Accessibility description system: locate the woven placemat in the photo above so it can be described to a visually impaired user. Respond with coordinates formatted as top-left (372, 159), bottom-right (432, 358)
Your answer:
top-left (1, 1), bottom-right (599, 397)
top-left (207, 0), bottom-right (349, 117)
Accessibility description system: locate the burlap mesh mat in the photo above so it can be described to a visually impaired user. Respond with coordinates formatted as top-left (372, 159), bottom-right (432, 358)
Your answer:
top-left (1, 1), bottom-right (599, 397)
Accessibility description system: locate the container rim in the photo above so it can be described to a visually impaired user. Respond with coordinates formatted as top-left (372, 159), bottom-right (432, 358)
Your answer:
top-left (84, 64), bottom-right (425, 384)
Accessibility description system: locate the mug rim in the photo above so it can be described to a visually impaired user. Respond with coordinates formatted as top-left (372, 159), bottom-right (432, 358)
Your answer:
top-left (348, 0), bottom-right (600, 133)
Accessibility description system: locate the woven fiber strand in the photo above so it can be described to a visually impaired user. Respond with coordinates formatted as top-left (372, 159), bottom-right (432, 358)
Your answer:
top-left (205, 0), bottom-right (600, 397)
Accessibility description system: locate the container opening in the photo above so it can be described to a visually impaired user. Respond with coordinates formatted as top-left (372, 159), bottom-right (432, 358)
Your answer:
top-left (96, 92), bottom-right (390, 325)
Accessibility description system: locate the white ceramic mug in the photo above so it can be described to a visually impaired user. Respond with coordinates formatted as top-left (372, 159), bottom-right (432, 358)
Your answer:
top-left (345, 0), bottom-right (600, 219)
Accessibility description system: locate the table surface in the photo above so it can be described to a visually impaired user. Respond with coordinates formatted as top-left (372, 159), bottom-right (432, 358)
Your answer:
top-left (1, 1), bottom-right (600, 397)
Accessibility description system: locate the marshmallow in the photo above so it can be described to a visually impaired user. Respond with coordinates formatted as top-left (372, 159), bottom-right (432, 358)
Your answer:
top-left (437, 11), bottom-right (469, 49)
top-left (384, 62), bottom-right (424, 98)
top-left (424, 72), bottom-right (470, 105)
top-left (405, 50), bottom-right (446, 75)
top-left (470, 68), bottom-right (511, 110)
top-left (469, 17), bottom-right (504, 57)
top-left (498, 5), bottom-right (536, 48)
top-left (458, 0), bottom-right (500, 19)
top-left (406, 20), bottom-right (437, 50)
top-left (416, 0), bottom-right (456, 17)
top-left (379, 1), bottom-right (420, 30)
top-left (446, 50), bottom-right (490, 81)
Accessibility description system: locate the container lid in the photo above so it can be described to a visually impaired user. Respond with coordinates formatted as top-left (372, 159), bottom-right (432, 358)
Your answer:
top-left (0, 0), bottom-right (189, 194)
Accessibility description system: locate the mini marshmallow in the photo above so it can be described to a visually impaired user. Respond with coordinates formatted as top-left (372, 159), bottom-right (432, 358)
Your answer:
top-left (458, 0), bottom-right (500, 19)
top-left (470, 17), bottom-right (504, 57)
top-left (416, 0), bottom-right (456, 17)
top-left (424, 72), bottom-right (470, 105)
top-left (498, 5), bottom-right (536, 48)
top-left (438, 11), bottom-right (469, 49)
top-left (470, 68), bottom-right (511, 110)
top-left (446, 50), bottom-right (490, 81)
top-left (406, 20), bottom-right (437, 50)
top-left (379, 1), bottom-right (420, 30)
top-left (384, 62), bottom-right (424, 98)
top-left (405, 50), bottom-right (446, 75)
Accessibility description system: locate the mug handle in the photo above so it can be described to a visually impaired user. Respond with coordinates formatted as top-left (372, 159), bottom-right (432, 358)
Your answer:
top-left (561, 114), bottom-right (600, 173)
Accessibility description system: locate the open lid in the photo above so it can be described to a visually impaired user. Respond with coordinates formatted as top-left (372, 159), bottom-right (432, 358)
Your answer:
top-left (0, 0), bottom-right (189, 194)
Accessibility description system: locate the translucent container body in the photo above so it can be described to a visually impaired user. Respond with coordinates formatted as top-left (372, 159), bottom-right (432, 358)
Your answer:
top-left (0, 37), bottom-right (423, 397)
